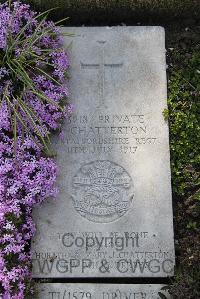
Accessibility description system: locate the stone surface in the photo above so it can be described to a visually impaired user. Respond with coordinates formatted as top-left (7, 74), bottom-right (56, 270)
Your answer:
top-left (32, 27), bottom-right (175, 278)
top-left (35, 283), bottom-right (171, 299)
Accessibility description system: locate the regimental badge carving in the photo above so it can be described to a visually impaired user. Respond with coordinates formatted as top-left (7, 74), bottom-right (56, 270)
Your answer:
top-left (72, 160), bottom-right (134, 223)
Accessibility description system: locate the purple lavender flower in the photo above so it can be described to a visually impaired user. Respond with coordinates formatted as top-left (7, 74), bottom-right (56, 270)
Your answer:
top-left (0, 1), bottom-right (71, 298)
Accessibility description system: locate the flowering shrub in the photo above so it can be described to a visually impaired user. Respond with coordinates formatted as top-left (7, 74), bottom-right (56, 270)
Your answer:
top-left (0, 1), bottom-right (71, 298)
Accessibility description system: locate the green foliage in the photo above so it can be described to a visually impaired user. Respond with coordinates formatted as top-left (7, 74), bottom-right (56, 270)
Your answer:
top-left (5, 213), bottom-right (24, 228)
top-left (186, 221), bottom-right (197, 230)
top-left (168, 51), bottom-right (200, 198)
top-left (162, 108), bottom-right (169, 121)
top-left (167, 31), bottom-right (200, 299)
top-left (169, 268), bottom-right (200, 298)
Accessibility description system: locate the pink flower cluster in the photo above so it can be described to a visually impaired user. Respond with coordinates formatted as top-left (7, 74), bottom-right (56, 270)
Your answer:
top-left (0, 2), bottom-right (71, 298)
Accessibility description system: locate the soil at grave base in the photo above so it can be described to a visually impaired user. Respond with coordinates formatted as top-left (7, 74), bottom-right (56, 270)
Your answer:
top-left (27, 0), bottom-right (200, 27)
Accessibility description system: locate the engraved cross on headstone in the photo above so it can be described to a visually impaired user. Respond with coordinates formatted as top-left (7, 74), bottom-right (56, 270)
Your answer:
top-left (81, 41), bottom-right (123, 108)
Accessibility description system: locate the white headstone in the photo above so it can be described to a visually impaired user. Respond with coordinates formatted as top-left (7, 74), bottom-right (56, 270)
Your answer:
top-left (32, 27), bottom-right (175, 278)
